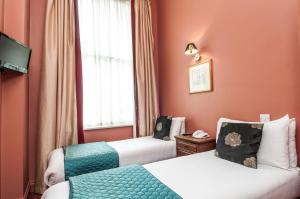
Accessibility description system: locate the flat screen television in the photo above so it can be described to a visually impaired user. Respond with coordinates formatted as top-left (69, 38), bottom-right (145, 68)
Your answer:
top-left (0, 32), bottom-right (31, 73)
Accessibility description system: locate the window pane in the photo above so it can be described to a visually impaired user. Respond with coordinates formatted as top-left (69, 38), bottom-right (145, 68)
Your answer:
top-left (78, 0), bottom-right (134, 129)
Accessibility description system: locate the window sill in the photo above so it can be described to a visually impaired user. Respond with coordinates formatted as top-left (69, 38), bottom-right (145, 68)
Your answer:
top-left (84, 124), bottom-right (133, 131)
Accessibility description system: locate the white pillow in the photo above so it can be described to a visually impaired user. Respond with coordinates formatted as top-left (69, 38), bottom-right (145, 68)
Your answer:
top-left (216, 115), bottom-right (290, 169)
top-left (258, 115), bottom-right (290, 169)
top-left (289, 118), bottom-right (297, 168)
top-left (216, 116), bottom-right (297, 168)
top-left (169, 117), bottom-right (186, 140)
top-left (180, 118), bottom-right (186, 134)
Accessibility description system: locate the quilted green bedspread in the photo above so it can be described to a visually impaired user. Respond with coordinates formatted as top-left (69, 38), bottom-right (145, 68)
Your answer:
top-left (64, 142), bottom-right (119, 180)
top-left (69, 164), bottom-right (182, 199)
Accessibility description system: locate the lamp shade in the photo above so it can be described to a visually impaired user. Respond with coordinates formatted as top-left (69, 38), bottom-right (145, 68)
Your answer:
top-left (185, 43), bottom-right (199, 55)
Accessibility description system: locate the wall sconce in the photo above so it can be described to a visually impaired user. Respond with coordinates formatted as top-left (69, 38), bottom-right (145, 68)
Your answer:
top-left (185, 43), bottom-right (200, 61)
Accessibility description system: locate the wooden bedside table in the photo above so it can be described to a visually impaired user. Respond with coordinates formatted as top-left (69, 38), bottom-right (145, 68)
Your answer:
top-left (175, 135), bottom-right (216, 157)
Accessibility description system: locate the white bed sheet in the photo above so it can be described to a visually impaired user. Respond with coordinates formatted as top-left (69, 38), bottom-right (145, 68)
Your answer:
top-left (109, 136), bottom-right (176, 166)
top-left (44, 136), bottom-right (176, 186)
top-left (42, 150), bottom-right (300, 199)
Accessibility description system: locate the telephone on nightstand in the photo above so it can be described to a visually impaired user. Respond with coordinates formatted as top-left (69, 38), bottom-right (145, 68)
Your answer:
top-left (192, 130), bottom-right (210, 138)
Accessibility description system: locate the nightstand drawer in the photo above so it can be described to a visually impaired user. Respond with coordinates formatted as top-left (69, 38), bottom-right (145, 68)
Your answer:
top-left (198, 142), bottom-right (216, 153)
top-left (177, 149), bottom-right (193, 156)
top-left (177, 140), bottom-right (198, 152)
top-left (175, 135), bottom-right (216, 157)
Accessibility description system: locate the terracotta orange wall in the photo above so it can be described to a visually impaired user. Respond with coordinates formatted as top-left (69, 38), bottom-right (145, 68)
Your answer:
top-left (28, 0), bottom-right (47, 188)
top-left (84, 127), bottom-right (133, 143)
top-left (0, 0), bottom-right (30, 198)
top-left (157, 0), bottom-right (300, 164)
top-left (298, 0), bottom-right (300, 45)
top-left (0, 0), bottom-right (3, 30)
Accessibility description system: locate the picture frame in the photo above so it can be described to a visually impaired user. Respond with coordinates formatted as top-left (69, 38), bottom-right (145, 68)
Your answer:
top-left (189, 59), bottom-right (213, 94)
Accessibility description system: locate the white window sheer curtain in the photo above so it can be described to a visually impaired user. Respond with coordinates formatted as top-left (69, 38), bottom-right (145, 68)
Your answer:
top-left (78, 0), bottom-right (134, 129)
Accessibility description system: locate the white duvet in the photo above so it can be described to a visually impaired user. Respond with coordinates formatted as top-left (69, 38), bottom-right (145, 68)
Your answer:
top-left (42, 150), bottom-right (300, 199)
top-left (44, 136), bottom-right (176, 186)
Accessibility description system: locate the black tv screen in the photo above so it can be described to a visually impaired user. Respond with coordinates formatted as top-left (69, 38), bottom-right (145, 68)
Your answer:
top-left (0, 32), bottom-right (31, 73)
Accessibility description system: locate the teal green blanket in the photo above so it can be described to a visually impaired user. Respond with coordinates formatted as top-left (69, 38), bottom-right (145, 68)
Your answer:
top-left (64, 142), bottom-right (119, 180)
top-left (69, 164), bottom-right (182, 199)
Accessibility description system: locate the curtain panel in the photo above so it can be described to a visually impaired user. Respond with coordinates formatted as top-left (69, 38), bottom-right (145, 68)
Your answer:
top-left (78, 0), bottom-right (135, 129)
top-left (134, 0), bottom-right (159, 137)
top-left (74, 0), bottom-right (84, 144)
top-left (35, 0), bottom-right (78, 193)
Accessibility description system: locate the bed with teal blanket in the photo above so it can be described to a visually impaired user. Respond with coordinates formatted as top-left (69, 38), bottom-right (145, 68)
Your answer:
top-left (44, 137), bottom-right (177, 187)
top-left (69, 164), bottom-right (182, 199)
top-left (64, 142), bottom-right (119, 180)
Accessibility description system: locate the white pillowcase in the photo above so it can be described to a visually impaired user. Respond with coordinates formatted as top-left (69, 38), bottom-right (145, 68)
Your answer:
top-left (169, 117), bottom-right (186, 140)
top-left (180, 118), bottom-right (186, 134)
top-left (216, 115), bottom-right (291, 169)
top-left (258, 115), bottom-right (290, 169)
top-left (289, 118), bottom-right (297, 168)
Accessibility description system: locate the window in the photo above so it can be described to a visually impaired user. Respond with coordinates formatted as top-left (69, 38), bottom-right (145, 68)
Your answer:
top-left (78, 0), bottom-right (134, 129)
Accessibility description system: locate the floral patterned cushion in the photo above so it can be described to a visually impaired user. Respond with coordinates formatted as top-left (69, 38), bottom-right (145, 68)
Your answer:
top-left (215, 122), bottom-right (264, 169)
top-left (153, 116), bottom-right (172, 140)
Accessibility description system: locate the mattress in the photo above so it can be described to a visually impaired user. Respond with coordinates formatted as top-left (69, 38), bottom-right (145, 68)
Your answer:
top-left (42, 150), bottom-right (300, 199)
top-left (44, 136), bottom-right (176, 186)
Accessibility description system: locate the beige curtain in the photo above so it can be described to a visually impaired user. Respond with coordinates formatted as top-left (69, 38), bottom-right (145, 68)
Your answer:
top-left (35, 0), bottom-right (78, 193)
top-left (134, 0), bottom-right (159, 137)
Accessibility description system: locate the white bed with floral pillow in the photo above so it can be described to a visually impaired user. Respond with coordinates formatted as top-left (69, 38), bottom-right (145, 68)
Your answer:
top-left (42, 150), bottom-right (300, 199)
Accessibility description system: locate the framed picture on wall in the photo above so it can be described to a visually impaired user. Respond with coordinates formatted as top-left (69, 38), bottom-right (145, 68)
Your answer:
top-left (189, 59), bottom-right (212, 94)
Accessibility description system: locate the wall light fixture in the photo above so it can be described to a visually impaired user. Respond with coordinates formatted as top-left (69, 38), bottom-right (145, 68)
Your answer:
top-left (185, 43), bottom-right (200, 61)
